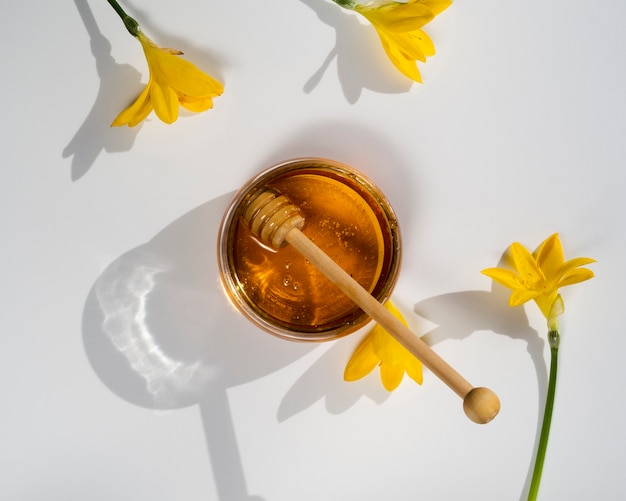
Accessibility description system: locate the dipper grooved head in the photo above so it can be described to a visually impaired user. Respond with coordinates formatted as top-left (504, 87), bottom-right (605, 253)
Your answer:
top-left (243, 190), bottom-right (305, 248)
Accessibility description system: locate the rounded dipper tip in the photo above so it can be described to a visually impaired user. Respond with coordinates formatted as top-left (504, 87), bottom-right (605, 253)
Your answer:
top-left (463, 387), bottom-right (500, 424)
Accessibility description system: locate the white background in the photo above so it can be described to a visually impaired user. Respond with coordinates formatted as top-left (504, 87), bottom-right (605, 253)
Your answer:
top-left (2, 1), bottom-right (624, 499)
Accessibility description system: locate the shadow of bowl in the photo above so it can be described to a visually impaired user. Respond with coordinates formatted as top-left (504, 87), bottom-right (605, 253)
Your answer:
top-left (82, 193), bottom-right (316, 411)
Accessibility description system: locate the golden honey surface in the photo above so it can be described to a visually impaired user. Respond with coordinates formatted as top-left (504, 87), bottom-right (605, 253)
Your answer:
top-left (229, 169), bottom-right (395, 333)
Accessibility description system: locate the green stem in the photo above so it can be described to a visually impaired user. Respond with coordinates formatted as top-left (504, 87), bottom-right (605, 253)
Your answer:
top-left (332, 0), bottom-right (358, 10)
top-left (528, 330), bottom-right (560, 501)
top-left (106, 0), bottom-right (140, 37)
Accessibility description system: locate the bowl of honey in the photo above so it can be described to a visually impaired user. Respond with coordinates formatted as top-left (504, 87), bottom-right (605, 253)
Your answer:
top-left (218, 158), bottom-right (402, 342)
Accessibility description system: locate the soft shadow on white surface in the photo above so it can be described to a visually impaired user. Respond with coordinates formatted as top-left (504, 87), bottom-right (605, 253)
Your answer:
top-left (63, 0), bottom-right (142, 181)
top-left (277, 332), bottom-right (391, 421)
top-left (82, 193), bottom-right (315, 501)
top-left (81, 124), bottom-right (418, 500)
top-left (256, 120), bottom-right (420, 240)
top-left (413, 280), bottom-right (546, 501)
top-left (299, 0), bottom-right (412, 103)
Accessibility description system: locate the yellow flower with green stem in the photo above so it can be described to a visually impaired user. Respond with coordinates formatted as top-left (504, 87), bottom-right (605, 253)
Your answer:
top-left (106, 0), bottom-right (223, 127)
top-left (482, 233), bottom-right (595, 329)
top-left (344, 300), bottom-right (423, 391)
top-left (332, 0), bottom-right (452, 82)
top-left (482, 233), bottom-right (595, 501)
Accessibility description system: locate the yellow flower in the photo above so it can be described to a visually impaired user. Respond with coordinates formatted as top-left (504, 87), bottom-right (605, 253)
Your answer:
top-left (112, 30), bottom-right (223, 127)
top-left (352, 0), bottom-right (452, 82)
top-left (344, 301), bottom-right (423, 391)
top-left (481, 233), bottom-right (595, 325)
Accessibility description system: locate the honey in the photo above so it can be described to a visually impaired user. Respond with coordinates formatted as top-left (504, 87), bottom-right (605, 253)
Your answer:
top-left (218, 159), bottom-right (401, 341)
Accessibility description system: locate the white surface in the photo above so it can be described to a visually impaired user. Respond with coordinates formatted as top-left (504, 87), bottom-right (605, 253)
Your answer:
top-left (2, 1), bottom-right (625, 499)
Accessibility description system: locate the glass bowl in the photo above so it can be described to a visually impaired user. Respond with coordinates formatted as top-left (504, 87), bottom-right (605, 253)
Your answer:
top-left (218, 158), bottom-right (401, 342)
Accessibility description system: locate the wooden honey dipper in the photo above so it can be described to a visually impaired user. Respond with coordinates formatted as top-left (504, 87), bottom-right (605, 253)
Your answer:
top-left (243, 189), bottom-right (500, 424)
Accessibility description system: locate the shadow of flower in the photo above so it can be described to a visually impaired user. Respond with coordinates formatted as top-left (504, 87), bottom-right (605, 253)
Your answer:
top-left (414, 283), bottom-right (547, 501)
top-left (63, 0), bottom-right (142, 181)
top-left (299, 0), bottom-right (412, 103)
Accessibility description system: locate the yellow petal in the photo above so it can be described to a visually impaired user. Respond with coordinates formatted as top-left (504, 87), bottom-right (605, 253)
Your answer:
top-left (180, 95), bottom-right (215, 113)
top-left (126, 101), bottom-right (153, 127)
top-left (374, 331), bottom-right (408, 366)
top-left (155, 55), bottom-right (224, 97)
top-left (380, 362), bottom-right (404, 391)
top-left (511, 242), bottom-right (545, 284)
top-left (534, 291), bottom-right (559, 319)
top-left (409, 29), bottom-right (435, 58)
top-left (371, 302), bottom-right (407, 361)
top-left (384, 29), bottom-right (433, 63)
top-left (421, 0), bottom-right (453, 16)
top-left (376, 32), bottom-right (424, 81)
top-left (533, 233), bottom-right (564, 280)
top-left (404, 356), bottom-right (424, 385)
top-left (558, 267), bottom-right (595, 287)
top-left (111, 81), bottom-right (152, 127)
top-left (344, 301), bottom-right (423, 390)
top-left (481, 267), bottom-right (523, 290)
top-left (151, 82), bottom-right (179, 124)
top-left (344, 334), bottom-right (379, 381)
top-left (354, 0), bottom-right (447, 82)
top-left (358, 2), bottom-right (434, 33)
top-left (137, 33), bottom-right (223, 97)
top-left (372, 302), bottom-right (423, 388)
top-left (510, 288), bottom-right (541, 307)
top-left (559, 256), bottom-right (596, 270)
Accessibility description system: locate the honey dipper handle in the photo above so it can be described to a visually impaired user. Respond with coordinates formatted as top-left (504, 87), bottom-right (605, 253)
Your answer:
top-left (285, 228), bottom-right (500, 424)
